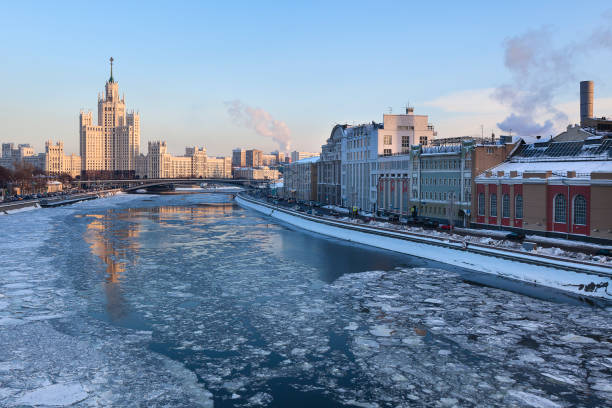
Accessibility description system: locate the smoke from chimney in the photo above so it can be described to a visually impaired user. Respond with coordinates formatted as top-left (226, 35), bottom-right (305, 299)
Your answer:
top-left (493, 20), bottom-right (612, 136)
top-left (225, 100), bottom-right (291, 152)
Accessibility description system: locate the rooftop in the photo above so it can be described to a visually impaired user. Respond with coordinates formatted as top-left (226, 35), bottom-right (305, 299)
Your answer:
top-left (511, 136), bottom-right (612, 163)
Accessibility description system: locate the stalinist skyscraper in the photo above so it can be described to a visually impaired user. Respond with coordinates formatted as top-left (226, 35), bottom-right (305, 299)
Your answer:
top-left (80, 58), bottom-right (140, 177)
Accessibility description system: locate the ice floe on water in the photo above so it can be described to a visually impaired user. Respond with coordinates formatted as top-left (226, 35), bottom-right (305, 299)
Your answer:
top-left (0, 193), bottom-right (610, 407)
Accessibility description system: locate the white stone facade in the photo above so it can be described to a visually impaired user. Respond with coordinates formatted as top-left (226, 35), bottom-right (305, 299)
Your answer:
top-left (79, 60), bottom-right (140, 176)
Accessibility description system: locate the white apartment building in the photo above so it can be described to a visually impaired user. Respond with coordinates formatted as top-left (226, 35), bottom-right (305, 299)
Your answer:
top-left (44, 141), bottom-right (81, 178)
top-left (79, 58), bottom-right (140, 177)
top-left (137, 142), bottom-right (230, 179)
top-left (378, 107), bottom-right (437, 155)
top-left (340, 122), bottom-right (382, 211)
top-left (336, 107), bottom-right (437, 212)
top-left (1, 143), bottom-right (37, 169)
top-left (206, 156), bottom-right (232, 178)
top-left (1, 141), bottom-right (80, 178)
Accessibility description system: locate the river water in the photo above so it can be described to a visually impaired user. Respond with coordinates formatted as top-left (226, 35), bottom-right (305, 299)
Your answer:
top-left (0, 193), bottom-right (610, 407)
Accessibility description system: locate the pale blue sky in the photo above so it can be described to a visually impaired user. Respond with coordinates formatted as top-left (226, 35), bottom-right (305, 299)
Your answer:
top-left (1, 1), bottom-right (611, 155)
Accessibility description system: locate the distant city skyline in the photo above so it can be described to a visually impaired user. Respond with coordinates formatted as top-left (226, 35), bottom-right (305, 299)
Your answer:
top-left (1, 2), bottom-right (612, 156)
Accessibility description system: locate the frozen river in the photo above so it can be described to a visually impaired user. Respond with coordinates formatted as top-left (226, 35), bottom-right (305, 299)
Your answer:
top-left (0, 193), bottom-right (611, 407)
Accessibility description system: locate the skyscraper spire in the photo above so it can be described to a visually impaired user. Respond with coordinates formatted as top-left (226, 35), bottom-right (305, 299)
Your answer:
top-left (109, 57), bottom-right (114, 83)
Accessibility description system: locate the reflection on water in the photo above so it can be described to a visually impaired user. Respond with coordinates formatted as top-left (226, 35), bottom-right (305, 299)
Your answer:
top-left (84, 212), bottom-right (140, 282)
top-left (84, 211), bottom-right (141, 322)
top-left (83, 203), bottom-right (238, 322)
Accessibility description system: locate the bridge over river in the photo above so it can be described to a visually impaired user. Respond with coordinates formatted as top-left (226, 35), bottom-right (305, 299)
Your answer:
top-left (74, 178), bottom-right (271, 193)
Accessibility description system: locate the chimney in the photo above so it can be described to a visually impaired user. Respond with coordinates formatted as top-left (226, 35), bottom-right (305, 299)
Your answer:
top-left (580, 80), bottom-right (594, 126)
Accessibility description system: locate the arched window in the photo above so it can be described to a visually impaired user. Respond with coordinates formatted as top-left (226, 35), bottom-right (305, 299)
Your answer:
top-left (554, 194), bottom-right (566, 223)
top-left (490, 193), bottom-right (497, 217)
top-left (502, 194), bottom-right (510, 218)
top-left (573, 195), bottom-right (586, 225)
top-left (515, 195), bottom-right (523, 219)
top-left (478, 193), bottom-right (485, 216)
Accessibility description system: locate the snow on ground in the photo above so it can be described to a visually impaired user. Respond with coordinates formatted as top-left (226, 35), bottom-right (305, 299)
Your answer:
top-left (322, 205), bottom-right (350, 214)
top-left (320, 215), bottom-right (611, 265)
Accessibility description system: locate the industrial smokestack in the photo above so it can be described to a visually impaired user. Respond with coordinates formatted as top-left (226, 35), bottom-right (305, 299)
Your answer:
top-left (580, 80), bottom-right (594, 126)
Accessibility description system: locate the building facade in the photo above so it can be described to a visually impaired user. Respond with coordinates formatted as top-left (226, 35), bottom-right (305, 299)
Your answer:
top-left (233, 167), bottom-right (280, 180)
top-left (246, 149), bottom-right (263, 167)
top-left (79, 58), bottom-right (140, 178)
top-left (43, 141), bottom-right (81, 178)
top-left (374, 139), bottom-right (515, 225)
top-left (474, 137), bottom-right (612, 242)
top-left (341, 122), bottom-right (382, 211)
top-left (1, 143), bottom-right (38, 169)
top-left (290, 151), bottom-right (319, 163)
top-left (206, 156), bottom-right (232, 178)
top-left (284, 156), bottom-right (319, 201)
top-left (1, 141), bottom-right (81, 178)
top-left (317, 125), bottom-right (343, 205)
top-left (232, 148), bottom-right (246, 168)
top-left (378, 107), bottom-right (436, 155)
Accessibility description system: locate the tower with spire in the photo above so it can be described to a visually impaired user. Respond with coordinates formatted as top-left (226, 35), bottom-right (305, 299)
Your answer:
top-left (79, 57), bottom-right (140, 177)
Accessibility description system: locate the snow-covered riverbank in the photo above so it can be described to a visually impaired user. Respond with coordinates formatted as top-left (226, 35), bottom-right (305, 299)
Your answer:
top-left (236, 195), bottom-right (612, 301)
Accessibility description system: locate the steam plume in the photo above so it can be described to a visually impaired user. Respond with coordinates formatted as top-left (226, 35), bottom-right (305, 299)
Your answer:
top-left (225, 100), bottom-right (291, 151)
top-left (494, 21), bottom-right (612, 136)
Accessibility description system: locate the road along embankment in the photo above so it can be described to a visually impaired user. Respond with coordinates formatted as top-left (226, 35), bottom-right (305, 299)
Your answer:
top-left (235, 194), bottom-right (612, 301)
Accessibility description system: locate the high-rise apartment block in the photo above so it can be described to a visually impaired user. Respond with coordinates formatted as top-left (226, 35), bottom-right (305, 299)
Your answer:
top-left (246, 149), bottom-right (263, 167)
top-left (80, 58), bottom-right (140, 178)
top-left (232, 149), bottom-right (246, 168)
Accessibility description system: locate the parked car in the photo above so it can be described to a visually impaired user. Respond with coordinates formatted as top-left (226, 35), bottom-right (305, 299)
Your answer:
top-left (422, 219), bottom-right (439, 228)
top-left (505, 231), bottom-right (526, 241)
top-left (438, 224), bottom-right (453, 231)
top-left (388, 214), bottom-right (400, 223)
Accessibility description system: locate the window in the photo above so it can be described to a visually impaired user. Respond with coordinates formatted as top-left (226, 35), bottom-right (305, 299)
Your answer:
top-left (478, 193), bottom-right (485, 216)
top-left (419, 136), bottom-right (428, 145)
top-left (554, 194), bottom-right (566, 223)
top-left (383, 149), bottom-right (392, 156)
top-left (490, 194), bottom-right (497, 217)
top-left (401, 136), bottom-right (410, 148)
top-left (384, 135), bottom-right (392, 145)
top-left (573, 195), bottom-right (586, 225)
top-left (515, 194), bottom-right (523, 219)
top-left (502, 194), bottom-right (510, 218)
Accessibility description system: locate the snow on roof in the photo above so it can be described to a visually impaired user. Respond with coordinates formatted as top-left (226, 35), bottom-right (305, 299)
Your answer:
top-left (293, 156), bottom-right (320, 164)
top-left (477, 160), bottom-right (612, 178)
top-left (421, 145), bottom-right (462, 155)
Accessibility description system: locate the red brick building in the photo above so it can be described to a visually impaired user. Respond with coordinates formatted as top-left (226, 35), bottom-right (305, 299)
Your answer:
top-left (473, 137), bottom-right (612, 243)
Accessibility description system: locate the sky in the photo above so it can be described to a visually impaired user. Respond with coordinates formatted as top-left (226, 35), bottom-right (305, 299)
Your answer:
top-left (1, 1), bottom-right (611, 156)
